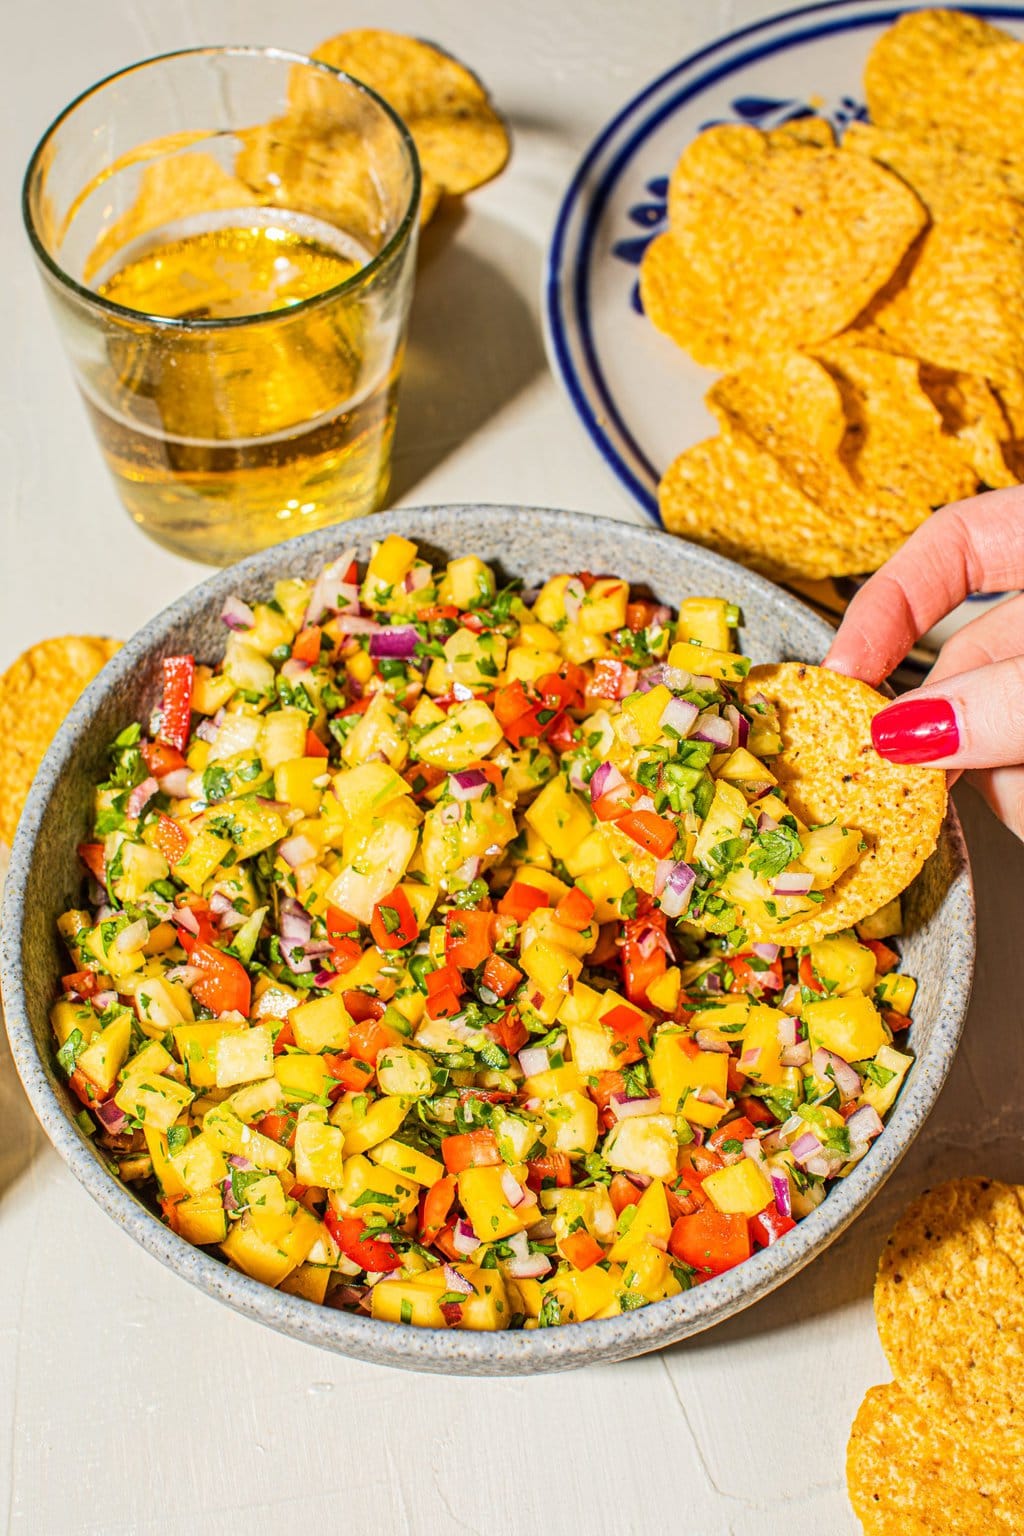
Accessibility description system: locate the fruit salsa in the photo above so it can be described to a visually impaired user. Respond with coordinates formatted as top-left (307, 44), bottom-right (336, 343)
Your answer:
top-left (51, 536), bottom-right (916, 1330)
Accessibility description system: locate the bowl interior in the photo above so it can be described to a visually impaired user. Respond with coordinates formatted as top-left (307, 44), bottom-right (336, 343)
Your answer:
top-left (0, 505), bottom-right (974, 1374)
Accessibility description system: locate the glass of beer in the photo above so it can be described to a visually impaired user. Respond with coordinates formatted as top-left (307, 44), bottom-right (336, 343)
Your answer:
top-left (23, 48), bottom-right (420, 564)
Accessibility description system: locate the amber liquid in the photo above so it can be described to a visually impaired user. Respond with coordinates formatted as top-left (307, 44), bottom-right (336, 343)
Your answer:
top-left (85, 210), bottom-right (401, 563)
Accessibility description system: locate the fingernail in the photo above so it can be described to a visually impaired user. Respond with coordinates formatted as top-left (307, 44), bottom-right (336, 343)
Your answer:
top-left (871, 697), bottom-right (960, 764)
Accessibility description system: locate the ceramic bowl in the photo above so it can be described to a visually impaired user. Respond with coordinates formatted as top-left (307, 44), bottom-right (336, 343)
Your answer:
top-left (0, 506), bottom-right (974, 1375)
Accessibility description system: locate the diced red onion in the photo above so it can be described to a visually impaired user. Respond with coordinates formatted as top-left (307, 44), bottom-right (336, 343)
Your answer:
top-left (95, 1099), bottom-right (127, 1135)
top-left (770, 1170), bottom-right (792, 1217)
top-left (404, 565), bottom-right (432, 593)
top-left (562, 577), bottom-right (585, 625)
top-left (304, 549), bottom-right (358, 625)
top-left (93, 990), bottom-right (118, 1010)
top-left (703, 970), bottom-right (723, 993)
top-left (779, 982), bottom-right (801, 1012)
top-left (114, 918), bottom-right (149, 955)
top-left (195, 719), bottom-right (218, 745)
top-left (451, 1220), bottom-right (479, 1256)
top-left (659, 861), bottom-right (696, 919)
top-left (453, 857), bottom-right (482, 885)
top-left (221, 595), bottom-right (256, 631)
top-left (505, 1253), bottom-right (552, 1279)
top-left (278, 834), bottom-right (318, 868)
top-left (126, 776), bottom-right (159, 818)
top-left (811, 1047), bottom-right (862, 1103)
top-left (693, 1086), bottom-right (726, 1109)
top-left (518, 1046), bottom-right (549, 1078)
top-left (158, 768), bottom-right (192, 799)
top-left (634, 794), bottom-right (657, 814)
top-left (724, 704), bottom-right (749, 748)
top-left (165, 964), bottom-right (203, 986)
top-left (638, 664), bottom-right (693, 694)
top-left (279, 897), bottom-right (312, 947)
top-left (791, 1131), bottom-right (823, 1166)
top-left (442, 1263), bottom-right (474, 1296)
top-left (693, 710), bottom-right (734, 748)
top-left (652, 859), bottom-right (673, 898)
top-left (772, 870), bottom-right (814, 896)
top-left (757, 811), bottom-right (778, 833)
top-left (845, 1104), bottom-right (885, 1148)
top-left (590, 761), bottom-right (624, 802)
top-left (610, 1092), bottom-right (662, 1119)
top-left (632, 922), bottom-right (674, 961)
top-left (742, 1136), bottom-right (766, 1166)
top-left (751, 942), bottom-right (780, 963)
top-left (805, 1150), bottom-right (843, 1178)
top-left (776, 1015), bottom-right (802, 1048)
top-left (280, 657), bottom-right (311, 681)
top-left (567, 757), bottom-right (590, 794)
top-left (500, 1169), bottom-right (525, 1208)
top-left (506, 1230), bottom-right (530, 1262)
top-left (780, 1041), bottom-right (812, 1068)
top-left (659, 696), bottom-right (699, 738)
top-left (695, 1028), bottom-right (731, 1054)
top-left (335, 614), bottom-right (381, 636)
top-left (171, 905), bottom-right (200, 937)
top-left (448, 769), bottom-right (488, 801)
top-left (369, 625), bottom-right (419, 659)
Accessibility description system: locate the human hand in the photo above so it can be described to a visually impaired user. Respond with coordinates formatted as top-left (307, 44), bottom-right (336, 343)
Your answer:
top-left (824, 485), bottom-right (1024, 839)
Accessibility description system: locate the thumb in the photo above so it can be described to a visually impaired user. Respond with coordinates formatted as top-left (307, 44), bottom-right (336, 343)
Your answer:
top-left (871, 654), bottom-right (1024, 770)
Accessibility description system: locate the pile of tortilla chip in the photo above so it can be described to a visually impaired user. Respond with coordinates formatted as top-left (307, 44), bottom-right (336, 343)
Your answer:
top-left (647, 9), bottom-right (1024, 584)
top-left (847, 1177), bottom-right (1024, 1532)
top-left (0, 638), bottom-right (120, 850)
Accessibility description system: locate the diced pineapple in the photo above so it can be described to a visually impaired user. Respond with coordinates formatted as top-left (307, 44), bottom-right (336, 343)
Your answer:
top-left (525, 778), bottom-right (594, 861)
top-left (362, 534), bottom-right (418, 602)
top-left (274, 757), bottom-right (327, 815)
top-left (579, 578), bottom-right (628, 635)
top-left (676, 597), bottom-right (734, 652)
top-left (294, 1120), bottom-right (347, 1187)
top-left (861, 1045), bottom-right (913, 1115)
top-left (799, 823), bottom-right (862, 889)
top-left (134, 977), bottom-right (187, 1033)
top-left (329, 762), bottom-right (411, 823)
top-left (876, 973), bottom-right (916, 1014)
top-left (667, 641), bottom-right (750, 682)
top-left (173, 1021), bottom-right (240, 1090)
top-left (543, 1262), bottom-right (622, 1322)
top-left (202, 1107), bottom-right (292, 1171)
top-left (717, 748), bottom-right (777, 793)
top-left (171, 1129), bottom-right (229, 1196)
top-left (368, 1138), bottom-right (445, 1187)
top-left (51, 1000), bottom-right (100, 1049)
top-left (646, 967), bottom-right (681, 1013)
top-left (804, 991), bottom-right (888, 1062)
top-left (326, 801), bottom-right (420, 923)
top-left (143, 1126), bottom-right (188, 1199)
top-left (342, 1095), bottom-right (409, 1155)
top-left (122, 1039), bottom-right (173, 1081)
top-left (809, 935), bottom-right (878, 996)
top-left (547, 1185), bottom-right (617, 1245)
top-left (222, 636), bottom-right (276, 695)
top-left (504, 645), bottom-right (560, 687)
top-left (279, 1264), bottom-right (332, 1304)
top-left (693, 780), bottom-right (747, 868)
top-left (291, 994), bottom-right (353, 1054)
top-left (175, 1190), bottom-right (228, 1246)
top-left (563, 1015), bottom-right (619, 1074)
top-left (703, 1157), bottom-right (773, 1217)
top-left (376, 1046), bottom-right (435, 1098)
top-left (172, 829), bottom-right (231, 894)
top-left (650, 1028), bottom-right (728, 1113)
top-left (371, 1277), bottom-right (446, 1327)
top-left (337, 1153), bottom-right (418, 1219)
top-left (603, 1114), bottom-right (678, 1179)
top-left (114, 1072), bottom-right (195, 1133)
top-left (441, 627), bottom-right (508, 689)
top-left (215, 1026), bottom-right (274, 1088)
top-left (112, 841), bottom-right (169, 904)
top-left (192, 665), bottom-right (235, 716)
top-left (437, 553), bottom-right (495, 607)
top-left (414, 700), bottom-right (503, 769)
top-left (76, 1012), bottom-right (133, 1094)
top-left (608, 1178), bottom-right (671, 1260)
top-left (620, 685), bottom-right (673, 746)
top-left (737, 1005), bottom-right (786, 1087)
top-left (520, 937), bottom-right (582, 993)
top-left (458, 1165), bottom-right (532, 1240)
top-left (539, 1091), bottom-right (599, 1155)
top-left (259, 706), bottom-right (309, 769)
top-left (856, 897), bottom-right (903, 941)
top-left (341, 691), bottom-right (409, 771)
top-left (274, 1051), bottom-right (334, 1103)
top-left (220, 1208), bottom-right (321, 1286)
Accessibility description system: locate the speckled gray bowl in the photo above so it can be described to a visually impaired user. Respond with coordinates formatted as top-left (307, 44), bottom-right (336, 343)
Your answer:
top-left (0, 506), bottom-right (974, 1375)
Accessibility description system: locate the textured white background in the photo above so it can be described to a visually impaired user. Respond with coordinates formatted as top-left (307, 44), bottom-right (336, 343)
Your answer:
top-left (2, 4), bottom-right (1022, 1533)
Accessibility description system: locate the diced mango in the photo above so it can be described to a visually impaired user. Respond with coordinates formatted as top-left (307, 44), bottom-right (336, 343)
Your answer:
top-left (668, 641), bottom-right (750, 682)
top-left (338, 1153), bottom-right (419, 1219)
top-left (175, 1190), bottom-right (228, 1245)
top-left (368, 1137), bottom-right (445, 1187)
top-left (608, 1178), bottom-right (671, 1260)
top-left (703, 1157), bottom-right (773, 1217)
top-left (650, 1029), bottom-right (729, 1113)
top-left (804, 991), bottom-right (888, 1062)
top-left (809, 935), bottom-right (877, 996)
top-left (291, 994), bottom-right (354, 1054)
top-left (114, 1072), bottom-right (195, 1133)
top-left (458, 1165), bottom-right (532, 1240)
top-left (294, 1120), bottom-right (347, 1187)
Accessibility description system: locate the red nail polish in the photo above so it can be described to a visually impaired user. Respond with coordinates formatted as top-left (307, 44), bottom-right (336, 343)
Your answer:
top-left (871, 697), bottom-right (960, 764)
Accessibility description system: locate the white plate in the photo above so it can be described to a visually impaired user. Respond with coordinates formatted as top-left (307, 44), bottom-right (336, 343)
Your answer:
top-left (544, 0), bottom-right (1022, 672)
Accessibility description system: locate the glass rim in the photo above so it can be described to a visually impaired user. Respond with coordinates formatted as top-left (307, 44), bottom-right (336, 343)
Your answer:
top-left (21, 44), bottom-right (422, 332)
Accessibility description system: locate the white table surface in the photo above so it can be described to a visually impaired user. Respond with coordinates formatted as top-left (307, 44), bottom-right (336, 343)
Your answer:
top-left (2, 3), bottom-right (1022, 1532)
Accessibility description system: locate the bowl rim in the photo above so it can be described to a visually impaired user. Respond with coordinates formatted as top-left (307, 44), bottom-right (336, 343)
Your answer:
top-left (0, 504), bottom-right (975, 1374)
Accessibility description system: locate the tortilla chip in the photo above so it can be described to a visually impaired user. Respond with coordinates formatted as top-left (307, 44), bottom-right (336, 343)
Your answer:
top-left (768, 116), bottom-right (835, 150)
top-left (872, 199), bottom-right (1024, 395)
top-left (920, 366), bottom-right (1019, 489)
top-left (234, 119), bottom-right (390, 248)
top-left (301, 30), bottom-right (509, 208)
top-left (874, 1178), bottom-right (1024, 1456)
top-left (734, 664), bottom-right (947, 944)
top-left (843, 119), bottom-right (1024, 224)
top-left (0, 637), bottom-right (121, 847)
top-left (642, 124), bottom-right (925, 368)
top-left (658, 433), bottom-right (910, 583)
top-left (864, 8), bottom-right (1024, 164)
top-left (847, 1381), bottom-right (1024, 1535)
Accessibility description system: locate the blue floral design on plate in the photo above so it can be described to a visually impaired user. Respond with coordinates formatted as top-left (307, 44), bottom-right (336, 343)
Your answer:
top-left (612, 94), bottom-right (868, 313)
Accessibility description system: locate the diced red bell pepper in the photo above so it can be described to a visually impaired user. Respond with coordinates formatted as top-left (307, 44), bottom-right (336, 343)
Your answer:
top-left (621, 913), bottom-right (669, 1007)
top-left (749, 1201), bottom-right (796, 1249)
top-left (304, 727), bottom-right (329, 759)
top-left (272, 1021), bottom-right (295, 1056)
top-left (441, 1129), bottom-right (501, 1173)
top-left (497, 881), bottom-right (549, 921)
top-left (546, 712), bottom-right (577, 754)
top-left (322, 1052), bottom-right (376, 1091)
top-left (625, 600), bottom-right (659, 632)
top-left (347, 1015), bottom-right (404, 1065)
top-left (737, 1094), bottom-right (779, 1127)
top-left (370, 887), bottom-right (420, 951)
top-left (676, 1143), bottom-right (726, 1193)
top-left (669, 1206), bottom-right (751, 1277)
top-left (609, 1173), bottom-right (643, 1215)
top-left (592, 779), bottom-right (643, 822)
top-left (862, 938), bottom-right (900, 974)
top-left (708, 1116), bottom-right (756, 1160)
top-left (617, 809), bottom-right (678, 859)
top-left (342, 989), bottom-right (386, 1024)
top-left (425, 963), bottom-right (465, 1019)
top-left (526, 1151), bottom-right (574, 1191)
top-left (799, 953), bottom-right (826, 995)
top-left (493, 681), bottom-right (546, 746)
top-left (77, 842), bottom-right (107, 884)
top-left (555, 885), bottom-right (595, 931)
top-left (481, 953), bottom-right (523, 999)
top-left (445, 909), bottom-right (495, 970)
top-left (256, 1110), bottom-right (298, 1148)
top-left (291, 625), bottom-right (322, 665)
top-left (190, 941), bottom-right (251, 1017)
top-left (158, 654), bottom-right (195, 752)
top-left (62, 969), bottom-right (101, 998)
top-left (729, 951), bottom-right (784, 996)
top-left (325, 1211), bottom-right (400, 1273)
top-left (488, 1007), bottom-right (528, 1055)
top-left (589, 1070), bottom-right (627, 1126)
top-left (602, 1002), bottom-right (652, 1065)
top-left (560, 1230), bottom-right (604, 1270)
top-left (587, 658), bottom-right (638, 702)
top-left (420, 1175), bottom-right (457, 1245)
top-left (139, 740), bottom-right (187, 778)
top-left (151, 813), bottom-right (189, 865)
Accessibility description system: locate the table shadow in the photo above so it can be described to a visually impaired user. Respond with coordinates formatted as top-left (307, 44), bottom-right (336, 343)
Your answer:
top-left (658, 783), bottom-right (1024, 1358)
top-left (388, 206), bottom-right (546, 501)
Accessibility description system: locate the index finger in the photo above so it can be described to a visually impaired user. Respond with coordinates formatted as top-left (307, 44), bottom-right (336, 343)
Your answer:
top-left (823, 485), bottom-right (1024, 685)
